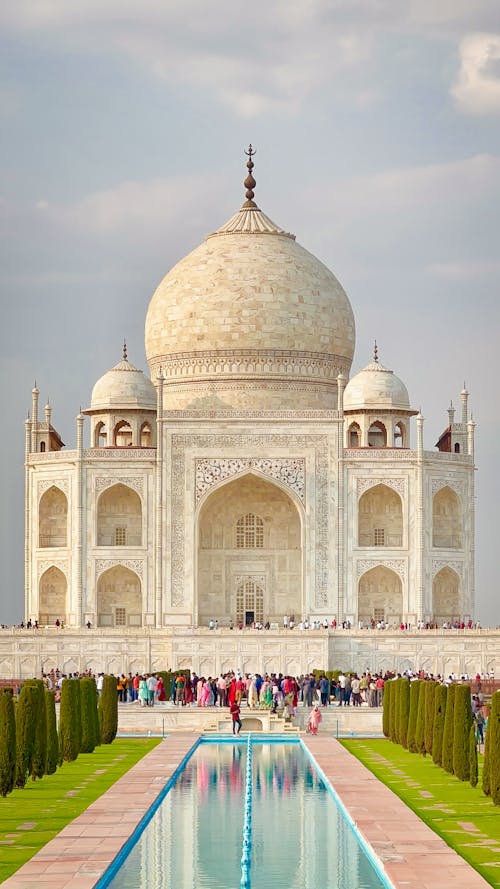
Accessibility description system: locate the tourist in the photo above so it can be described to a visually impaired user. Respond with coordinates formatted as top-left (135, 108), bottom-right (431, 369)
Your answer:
top-left (230, 699), bottom-right (242, 735)
top-left (139, 675), bottom-right (148, 707)
top-left (147, 673), bottom-right (157, 706)
top-left (307, 704), bottom-right (322, 735)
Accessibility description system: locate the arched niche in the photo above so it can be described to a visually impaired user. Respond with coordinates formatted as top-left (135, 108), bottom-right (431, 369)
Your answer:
top-left (394, 421), bottom-right (407, 448)
top-left (358, 483), bottom-right (403, 547)
top-left (96, 565), bottom-right (142, 627)
top-left (347, 422), bottom-right (361, 448)
top-left (39, 566), bottom-right (67, 624)
top-left (358, 565), bottom-right (403, 624)
top-left (140, 421), bottom-right (152, 447)
top-left (113, 420), bottom-right (133, 447)
top-left (432, 567), bottom-right (461, 622)
top-left (97, 483), bottom-right (142, 547)
top-left (197, 473), bottom-right (302, 627)
top-left (432, 486), bottom-right (462, 548)
top-left (39, 486), bottom-right (68, 548)
top-left (94, 421), bottom-right (107, 447)
top-left (368, 421), bottom-right (387, 447)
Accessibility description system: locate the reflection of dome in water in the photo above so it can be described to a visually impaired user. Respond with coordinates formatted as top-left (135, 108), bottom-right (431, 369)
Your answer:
top-left (344, 358), bottom-right (411, 413)
top-left (145, 151), bottom-right (355, 411)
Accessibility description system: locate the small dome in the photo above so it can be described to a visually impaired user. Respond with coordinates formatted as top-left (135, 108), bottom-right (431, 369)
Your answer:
top-left (90, 357), bottom-right (156, 411)
top-left (344, 360), bottom-right (411, 412)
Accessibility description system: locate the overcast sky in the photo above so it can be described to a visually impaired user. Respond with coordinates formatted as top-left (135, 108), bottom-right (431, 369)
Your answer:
top-left (1, 2), bottom-right (500, 625)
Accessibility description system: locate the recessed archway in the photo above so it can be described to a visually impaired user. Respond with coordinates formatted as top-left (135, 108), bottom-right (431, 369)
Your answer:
top-left (348, 422), bottom-right (361, 447)
top-left (433, 567), bottom-right (461, 623)
top-left (358, 565), bottom-right (403, 625)
top-left (197, 473), bottom-right (302, 627)
top-left (39, 566), bottom-right (67, 624)
top-left (432, 486), bottom-right (462, 548)
top-left (96, 565), bottom-right (142, 627)
top-left (358, 483), bottom-right (403, 547)
top-left (97, 484), bottom-right (142, 547)
top-left (368, 421), bottom-right (387, 447)
top-left (39, 486), bottom-right (68, 548)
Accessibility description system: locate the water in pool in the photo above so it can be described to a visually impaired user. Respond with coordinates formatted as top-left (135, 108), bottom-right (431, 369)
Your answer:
top-left (104, 741), bottom-right (389, 889)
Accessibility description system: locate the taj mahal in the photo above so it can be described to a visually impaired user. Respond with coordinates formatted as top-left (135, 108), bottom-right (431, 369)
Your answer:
top-left (4, 150), bottom-right (497, 680)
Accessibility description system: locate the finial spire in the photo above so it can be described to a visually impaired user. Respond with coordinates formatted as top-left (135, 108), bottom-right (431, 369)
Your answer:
top-left (243, 144), bottom-right (257, 208)
top-left (123, 338), bottom-right (127, 361)
top-left (373, 340), bottom-right (379, 363)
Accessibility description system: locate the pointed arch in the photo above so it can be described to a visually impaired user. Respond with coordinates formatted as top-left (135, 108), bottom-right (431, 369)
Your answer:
top-left (432, 567), bottom-right (461, 622)
top-left (358, 565), bottom-right (403, 624)
top-left (39, 486), bottom-right (68, 547)
top-left (347, 422), bottom-right (361, 448)
top-left (368, 421), bottom-right (387, 447)
top-left (97, 483), bottom-right (142, 547)
top-left (94, 421), bottom-right (108, 447)
top-left (39, 566), bottom-right (67, 624)
top-left (394, 420), bottom-right (407, 448)
top-left (358, 483), bottom-right (403, 547)
top-left (140, 421), bottom-right (152, 447)
top-left (96, 565), bottom-right (142, 627)
top-left (113, 420), bottom-right (133, 447)
top-left (433, 486), bottom-right (462, 548)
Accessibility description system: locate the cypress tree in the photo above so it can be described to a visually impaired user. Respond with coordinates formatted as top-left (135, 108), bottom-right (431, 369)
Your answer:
top-left (80, 678), bottom-right (98, 753)
top-left (99, 675), bottom-right (118, 744)
top-left (482, 703), bottom-right (492, 796)
top-left (424, 681), bottom-right (436, 755)
top-left (432, 684), bottom-right (447, 767)
top-left (0, 691), bottom-right (16, 796)
top-left (398, 678), bottom-right (410, 749)
top-left (489, 691), bottom-right (500, 805)
top-left (45, 689), bottom-right (58, 775)
top-left (407, 680), bottom-right (420, 753)
top-left (442, 683), bottom-right (456, 774)
top-left (15, 684), bottom-right (38, 788)
top-left (415, 680), bottom-right (426, 755)
top-left (389, 678), bottom-right (398, 743)
top-left (453, 684), bottom-right (473, 781)
top-left (25, 680), bottom-right (47, 780)
top-left (382, 679), bottom-right (391, 738)
top-left (469, 723), bottom-right (478, 788)
top-left (59, 679), bottom-right (81, 763)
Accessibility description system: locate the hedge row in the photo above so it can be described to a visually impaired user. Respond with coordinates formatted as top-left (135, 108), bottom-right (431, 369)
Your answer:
top-left (383, 679), bottom-right (495, 797)
top-left (0, 674), bottom-right (117, 797)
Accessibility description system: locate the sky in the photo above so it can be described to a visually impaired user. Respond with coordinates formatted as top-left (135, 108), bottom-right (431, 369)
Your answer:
top-left (1, 1), bottom-right (500, 626)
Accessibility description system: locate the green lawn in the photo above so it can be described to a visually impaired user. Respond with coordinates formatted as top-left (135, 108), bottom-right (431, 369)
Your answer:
top-left (0, 738), bottom-right (160, 883)
top-left (342, 738), bottom-right (500, 889)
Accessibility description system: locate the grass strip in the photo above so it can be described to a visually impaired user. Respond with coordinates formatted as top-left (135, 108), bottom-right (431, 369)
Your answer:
top-left (0, 738), bottom-right (160, 883)
top-left (341, 738), bottom-right (500, 889)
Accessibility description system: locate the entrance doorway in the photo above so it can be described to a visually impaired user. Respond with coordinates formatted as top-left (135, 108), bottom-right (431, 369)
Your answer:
top-left (245, 610), bottom-right (255, 626)
top-left (236, 577), bottom-right (264, 625)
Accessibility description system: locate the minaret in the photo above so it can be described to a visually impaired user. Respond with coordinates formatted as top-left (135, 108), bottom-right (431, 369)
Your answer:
top-left (24, 414), bottom-right (32, 622)
top-left (461, 384), bottom-right (469, 426)
top-left (337, 372), bottom-right (346, 622)
top-left (415, 412), bottom-right (424, 623)
top-left (447, 401), bottom-right (455, 427)
top-left (31, 384), bottom-right (39, 452)
top-left (75, 411), bottom-right (85, 627)
top-left (155, 370), bottom-right (164, 627)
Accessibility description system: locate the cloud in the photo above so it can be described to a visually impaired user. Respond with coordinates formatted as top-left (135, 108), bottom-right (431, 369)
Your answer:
top-left (452, 33), bottom-right (500, 114)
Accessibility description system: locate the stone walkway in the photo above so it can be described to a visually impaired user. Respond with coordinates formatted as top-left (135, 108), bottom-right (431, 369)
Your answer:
top-left (304, 736), bottom-right (492, 889)
top-left (1, 734), bottom-right (197, 889)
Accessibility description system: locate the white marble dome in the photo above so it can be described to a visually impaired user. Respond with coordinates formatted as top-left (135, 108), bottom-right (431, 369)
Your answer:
top-left (144, 199), bottom-right (355, 411)
top-left (344, 359), bottom-right (411, 412)
top-left (90, 356), bottom-right (156, 411)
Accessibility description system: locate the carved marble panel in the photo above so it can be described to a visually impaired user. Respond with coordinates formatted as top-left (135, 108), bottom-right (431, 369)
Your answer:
top-left (431, 559), bottom-right (464, 579)
top-left (357, 477), bottom-right (405, 499)
top-left (431, 479), bottom-right (466, 499)
top-left (95, 476), bottom-right (144, 497)
top-left (37, 559), bottom-right (68, 579)
top-left (195, 457), bottom-right (305, 504)
top-left (38, 479), bottom-right (69, 496)
top-left (356, 559), bottom-right (407, 581)
top-left (95, 559), bottom-right (144, 579)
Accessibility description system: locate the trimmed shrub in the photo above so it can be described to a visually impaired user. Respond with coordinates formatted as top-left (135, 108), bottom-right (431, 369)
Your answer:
top-left (482, 712), bottom-right (491, 796)
top-left (0, 691), bottom-right (16, 796)
top-left (442, 683), bottom-right (456, 774)
top-left (424, 681), bottom-right (436, 755)
top-left (45, 689), bottom-right (58, 775)
top-left (453, 684), bottom-right (473, 781)
top-left (432, 684), bottom-right (447, 767)
top-left (382, 679), bottom-right (391, 738)
top-left (489, 691), bottom-right (500, 805)
top-left (80, 678), bottom-right (99, 753)
top-left (59, 678), bottom-right (81, 763)
top-left (407, 680), bottom-right (420, 753)
top-left (469, 723), bottom-right (478, 787)
top-left (15, 684), bottom-right (39, 788)
top-left (389, 679), bottom-right (398, 742)
top-left (415, 680), bottom-right (426, 755)
top-left (398, 678), bottom-right (410, 748)
top-left (99, 675), bottom-right (118, 744)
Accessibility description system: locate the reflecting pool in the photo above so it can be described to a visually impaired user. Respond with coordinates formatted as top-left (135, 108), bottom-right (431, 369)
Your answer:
top-left (102, 740), bottom-right (390, 889)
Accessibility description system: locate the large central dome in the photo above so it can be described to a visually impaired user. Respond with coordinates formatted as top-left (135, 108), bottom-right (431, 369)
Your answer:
top-left (145, 153), bottom-right (355, 411)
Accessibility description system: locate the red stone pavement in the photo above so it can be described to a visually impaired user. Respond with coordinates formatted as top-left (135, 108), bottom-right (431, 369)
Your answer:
top-left (304, 736), bottom-right (492, 889)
